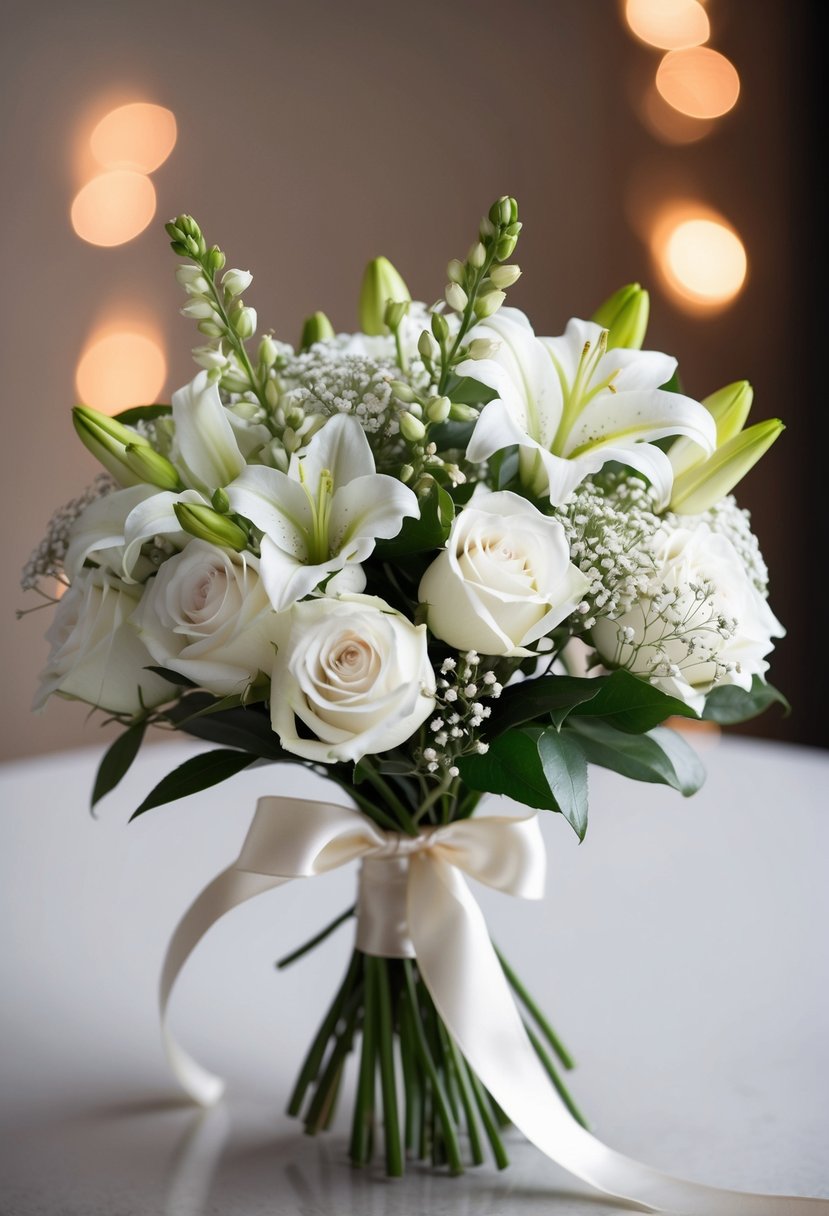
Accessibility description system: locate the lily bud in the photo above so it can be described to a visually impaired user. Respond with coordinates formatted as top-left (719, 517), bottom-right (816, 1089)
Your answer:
top-left (299, 311), bottom-right (335, 351)
top-left (431, 312), bottom-right (450, 344)
top-left (212, 487), bottom-right (231, 514)
top-left (489, 264), bottom-right (521, 290)
top-left (494, 235), bottom-right (517, 262)
top-left (400, 412), bottom-right (427, 443)
top-left (591, 283), bottom-right (650, 350)
top-left (232, 305), bottom-right (257, 339)
top-left (173, 502), bottom-right (248, 551)
top-left (669, 380), bottom-right (756, 480)
top-left (468, 242), bottom-right (486, 269)
top-left (445, 282), bottom-right (468, 313)
top-left (359, 256), bottom-right (411, 335)
top-left (123, 443), bottom-right (181, 491)
top-left (669, 419), bottom-right (784, 514)
top-left (73, 406), bottom-right (151, 486)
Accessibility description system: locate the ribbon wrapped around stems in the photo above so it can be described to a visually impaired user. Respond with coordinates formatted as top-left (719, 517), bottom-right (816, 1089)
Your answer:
top-left (160, 796), bottom-right (827, 1215)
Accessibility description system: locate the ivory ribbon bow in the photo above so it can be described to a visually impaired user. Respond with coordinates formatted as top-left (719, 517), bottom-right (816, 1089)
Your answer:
top-left (161, 796), bottom-right (826, 1215)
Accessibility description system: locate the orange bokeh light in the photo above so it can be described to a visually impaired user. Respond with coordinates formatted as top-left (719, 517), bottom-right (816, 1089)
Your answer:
top-left (90, 102), bottom-right (177, 173)
top-left (76, 329), bottom-right (167, 414)
top-left (70, 171), bottom-right (156, 246)
top-left (624, 0), bottom-right (709, 50)
top-left (638, 81), bottom-right (714, 145)
top-left (656, 47), bottom-right (740, 119)
top-left (651, 206), bottom-right (747, 312)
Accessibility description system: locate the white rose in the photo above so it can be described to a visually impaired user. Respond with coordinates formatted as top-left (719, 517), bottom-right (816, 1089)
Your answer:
top-left (271, 593), bottom-right (436, 763)
top-left (418, 490), bottom-right (590, 656)
top-left (132, 540), bottom-right (279, 696)
top-left (34, 569), bottom-right (175, 714)
top-left (590, 522), bottom-right (784, 712)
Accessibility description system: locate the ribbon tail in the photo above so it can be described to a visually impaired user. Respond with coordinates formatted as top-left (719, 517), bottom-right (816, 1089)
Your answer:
top-left (409, 855), bottom-right (828, 1216)
top-left (160, 865), bottom-right (288, 1105)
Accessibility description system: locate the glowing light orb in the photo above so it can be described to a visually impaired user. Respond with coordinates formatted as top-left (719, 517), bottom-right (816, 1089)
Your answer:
top-left (76, 330), bottom-right (166, 413)
top-left (656, 48), bottom-right (740, 119)
top-left (70, 171), bottom-right (157, 247)
top-left (90, 102), bottom-right (177, 173)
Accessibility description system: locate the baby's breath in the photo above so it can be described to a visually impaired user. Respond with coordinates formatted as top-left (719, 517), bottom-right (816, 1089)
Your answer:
top-left (21, 474), bottom-right (115, 592)
top-left (416, 651), bottom-right (502, 778)
top-left (664, 495), bottom-right (768, 595)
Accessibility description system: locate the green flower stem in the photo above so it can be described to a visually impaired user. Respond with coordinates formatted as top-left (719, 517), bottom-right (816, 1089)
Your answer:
top-left (347, 786), bottom-right (405, 834)
top-left (495, 946), bottom-right (575, 1071)
top-left (372, 958), bottom-right (404, 1177)
top-left (359, 764), bottom-right (419, 836)
top-left (304, 987), bottom-right (362, 1133)
top-left (276, 905), bottom-right (355, 970)
top-left (440, 1023), bottom-right (485, 1166)
top-left (524, 1022), bottom-right (590, 1129)
top-left (199, 263), bottom-right (269, 412)
top-left (438, 250), bottom-right (498, 396)
top-left (350, 957), bottom-right (379, 1165)
top-left (287, 950), bottom-right (360, 1116)
top-left (398, 987), bottom-right (423, 1154)
top-left (413, 774), bottom-right (456, 825)
top-left (402, 961), bottom-right (464, 1175)
top-left (467, 1069), bottom-right (510, 1170)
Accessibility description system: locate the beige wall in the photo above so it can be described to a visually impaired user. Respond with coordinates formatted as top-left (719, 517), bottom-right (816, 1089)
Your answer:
top-left (1, 0), bottom-right (818, 760)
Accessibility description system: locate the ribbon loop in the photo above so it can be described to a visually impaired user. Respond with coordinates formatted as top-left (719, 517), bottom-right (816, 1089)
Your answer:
top-left (159, 795), bottom-right (828, 1215)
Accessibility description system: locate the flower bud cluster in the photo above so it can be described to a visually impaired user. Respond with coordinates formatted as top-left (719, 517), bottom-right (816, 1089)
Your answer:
top-left (417, 652), bottom-right (503, 779)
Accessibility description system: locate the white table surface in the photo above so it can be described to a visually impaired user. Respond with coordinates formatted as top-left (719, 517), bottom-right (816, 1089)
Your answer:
top-left (1, 732), bottom-right (827, 1215)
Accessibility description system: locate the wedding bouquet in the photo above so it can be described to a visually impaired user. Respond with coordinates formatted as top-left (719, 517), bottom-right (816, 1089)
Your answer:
top-left (24, 196), bottom-right (793, 1204)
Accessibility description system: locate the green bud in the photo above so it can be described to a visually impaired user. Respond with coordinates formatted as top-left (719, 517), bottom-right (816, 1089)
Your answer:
top-left (448, 402), bottom-right (479, 422)
top-left (197, 319), bottom-right (225, 338)
top-left (285, 406), bottom-right (305, 429)
top-left (425, 395), bottom-right (451, 424)
top-left (123, 443), bottom-right (181, 491)
top-left (384, 298), bottom-right (410, 330)
top-left (431, 312), bottom-right (450, 344)
top-left (232, 304), bottom-right (257, 339)
top-left (212, 487), bottom-right (231, 514)
top-left (389, 379), bottom-right (417, 403)
top-left (704, 380), bottom-right (754, 446)
top-left (489, 264), bottom-right (521, 290)
top-left (473, 288), bottom-right (506, 319)
top-left (417, 330), bottom-right (440, 363)
top-left (494, 235), bottom-right (517, 262)
top-left (591, 283), bottom-right (650, 350)
top-left (399, 463), bottom-right (415, 483)
top-left (207, 246), bottom-right (226, 273)
top-left (468, 242), bottom-right (486, 269)
top-left (669, 419), bottom-right (784, 514)
top-left (445, 282), bottom-right (468, 312)
top-left (479, 217), bottom-right (496, 241)
top-left (265, 378), bottom-right (280, 409)
top-left (400, 412), bottom-right (427, 443)
top-left (258, 334), bottom-right (279, 368)
top-left (489, 196), bottom-right (514, 227)
top-left (466, 338), bottom-right (500, 360)
top-left (73, 405), bottom-right (151, 486)
top-left (282, 426), bottom-right (301, 454)
top-left (300, 310), bottom-right (335, 351)
top-left (447, 258), bottom-right (465, 284)
top-left (359, 256), bottom-right (411, 335)
top-left (174, 502), bottom-right (248, 550)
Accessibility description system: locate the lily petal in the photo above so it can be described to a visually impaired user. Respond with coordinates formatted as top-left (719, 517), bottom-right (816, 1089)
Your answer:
top-left (562, 388), bottom-right (717, 459)
top-left (293, 413), bottom-right (376, 489)
top-left (330, 474), bottom-right (418, 553)
top-left (226, 465), bottom-right (312, 559)
top-left (172, 371), bottom-right (246, 491)
top-left (64, 485), bottom-right (157, 578)
top-left (122, 489), bottom-right (206, 579)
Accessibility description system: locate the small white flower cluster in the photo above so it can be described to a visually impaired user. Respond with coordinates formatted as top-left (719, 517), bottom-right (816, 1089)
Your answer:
top-left (21, 473), bottom-right (115, 593)
top-left (279, 349), bottom-right (418, 442)
top-left (624, 577), bottom-right (739, 683)
top-left (419, 652), bottom-right (503, 778)
top-left (665, 495), bottom-right (769, 595)
top-left (559, 474), bottom-right (662, 629)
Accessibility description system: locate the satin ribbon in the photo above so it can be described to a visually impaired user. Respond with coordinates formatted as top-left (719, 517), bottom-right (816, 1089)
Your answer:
top-left (160, 796), bottom-right (827, 1214)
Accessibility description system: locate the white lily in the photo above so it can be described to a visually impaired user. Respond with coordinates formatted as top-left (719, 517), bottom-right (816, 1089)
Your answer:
top-left (463, 309), bottom-right (716, 507)
top-left (171, 370), bottom-right (247, 492)
top-left (226, 414), bottom-right (419, 611)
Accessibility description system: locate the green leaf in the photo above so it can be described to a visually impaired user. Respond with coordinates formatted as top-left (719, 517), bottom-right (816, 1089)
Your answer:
top-left (374, 481), bottom-right (454, 557)
top-left (113, 403), bottom-right (172, 425)
top-left (91, 719), bottom-right (147, 807)
top-left (487, 675), bottom-right (605, 740)
top-left (570, 669), bottom-right (698, 733)
top-left (130, 749), bottom-right (259, 820)
top-left (536, 730), bottom-right (589, 840)
top-left (457, 729), bottom-right (560, 811)
top-left (567, 718), bottom-right (705, 796)
top-left (164, 696), bottom-right (288, 761)
top-left (702, 677), bottom-right (790, 724)
top-left (445, 376), bottom-right (497, 406)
